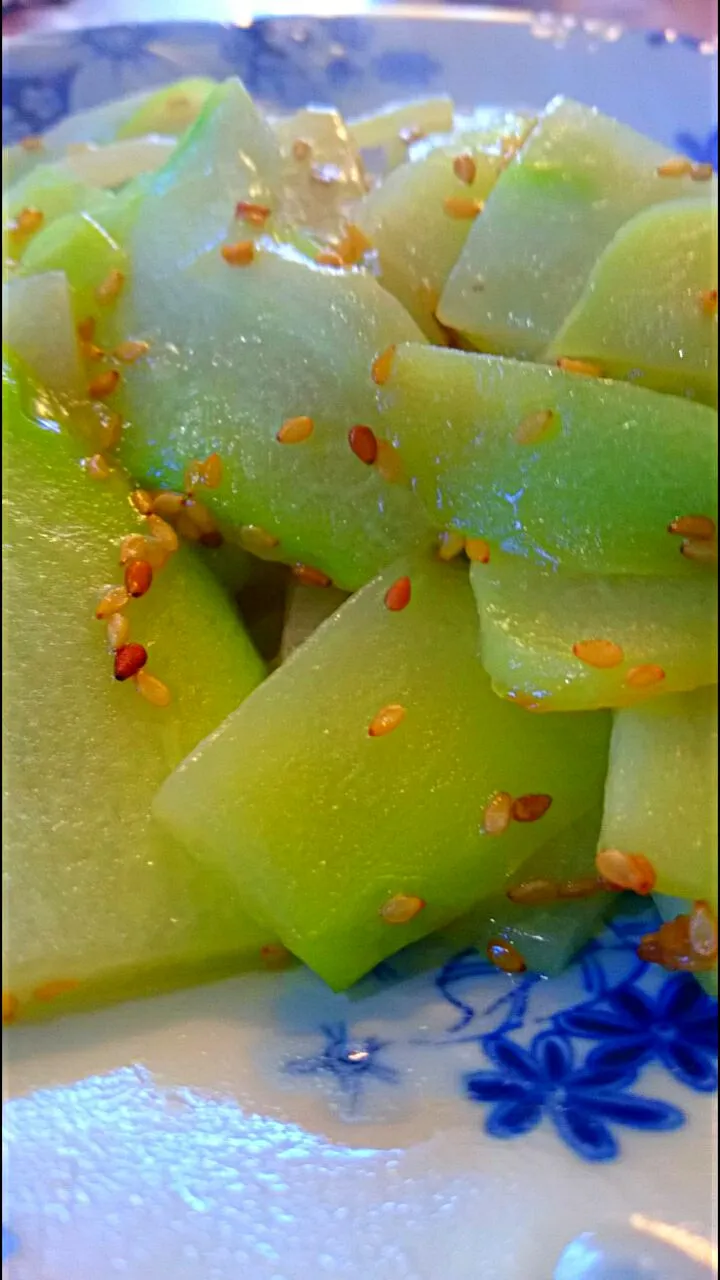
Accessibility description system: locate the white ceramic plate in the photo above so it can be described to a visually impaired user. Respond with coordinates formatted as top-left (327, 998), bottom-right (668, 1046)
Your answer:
top-left (3, 13), bottom-right (718, 1279)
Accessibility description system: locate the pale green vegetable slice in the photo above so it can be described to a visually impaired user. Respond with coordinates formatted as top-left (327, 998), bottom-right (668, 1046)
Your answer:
top-left (62, 136), bottom-right (177, 189)
top-left (4, 162), bottom-right (117, 262)
top-left (471, 554), bottom-right (717, 711)
top-left (378, 344), bottom-right (718, 576)
top-left (357, 112), bottom-right (532, 341)
top-left (274, 108), bottom-right (366, 239)
top-left (547, 199), bottom-right (718, 407)
top-left (438, 97), bottom-right (716, 358)
top-left (3, 272), bottom-right (83, 395)
top-left (600, 688), bottom-right (718, 911)
top-left (2, 355), bottom-right (273, 1022)
top-left (115, 242), bottom-right (432, 590)
top-left (20, 211), bottom-right (128, 328)
top-left (154, 553), bottom-right (611, 990)
top-left (115, 78), bottom-right (217, 140)
top-left (349, 97), bottom-right (454, 170)
top-left (279, 581), bottom-right (349, 661)
top-left (129, 77), bottom-right (283, 275)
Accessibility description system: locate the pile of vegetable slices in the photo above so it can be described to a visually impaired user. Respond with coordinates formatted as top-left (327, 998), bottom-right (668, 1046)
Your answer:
top-left (2, 77), bottom-right (717, 1023)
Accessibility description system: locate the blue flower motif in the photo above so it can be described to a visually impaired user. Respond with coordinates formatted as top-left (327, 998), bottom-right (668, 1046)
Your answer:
top-left (284, 1022), bottom-right (398, 1109)
top-left (465, 1032), bottom-right (684, 1162)
top-left (556, 974), bottom-right (718, 1093)
top-left (675, 127), bottom-right (718, 170)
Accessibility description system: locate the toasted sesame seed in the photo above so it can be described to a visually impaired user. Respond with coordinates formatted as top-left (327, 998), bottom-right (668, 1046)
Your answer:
top-left (507, 878), bottom-right (558, 905)
top-left (690, 162), bottom-right (714, 181)
top-left (119, 534), bottom-right (147, 565)
top-left (335, 223), bottom-right (372, 265)
top-left (97, 410), bottom-right (123, 452)
top-left (558, 876), bottom-right (608, 901)
top-left (146, 513), bottom-right (180, 551)
top-left (95, 268), bottom-right (125, 304)
top-left (134, 669), bottom-right (172, 707)
top-left (384, 575), bottom-right (412, 612)
top-left (636, 913), bottom-right (716, 972)
top-left (33, 978), bottom-right (79, 1002)
top-left (150, 490), bottom-right (186, 517)
top-left (277, 415), bottom-right (314, 444)
top-left (107, 612), bottom-right (130, 650)
top-left (379, 893), bottom-right (425, 924)
top-left (368, 703), bottom-right (406, 737)
top-left (20, 135), bottom-right (44, 151)
top-left (595, 849), bottom-right (656, 895)
top-left (310, 162), bottom-right (343, 185)
top-left (668, 514), bottom-right (716, 539)
top-left (689, 901), bottom-right (718, 959)
top-left (315, 249), bottom-right (345, 267)
top-left (656, 157), bottom-right (692, 177)
top-left (375, 438), bottom-right (404, 484)
top-left (379, 896), bottom-right (422, 926)
top-left (371, 344), bottom-right (396, 386)
top-left (260, 943), bottom-right (293, 969)
top-left (572, 638), bottom-right (624, 668)
top-left (512, 793), bottom-right (552, 823)
top-left (95, 586), bottom-right (129, 619)
top-left (235, 200), bottom-right (272, 225)
top-left (699, 288), bottom-right (718, 316)
top-left (556, 357), bottom-right (604, 377)
top-left (487, 937), bottom-right (527, 973)
top-left (348, 424), bottom-right (378, 465)
top-left (452, 152), bottom-right (477, 185)
top-left (465, 538), bottom-right (491, 564)
top-left (221, 239), bottom-right (255, 267)
top-left (292, 137), bottom-right (312, 161)
top-left (3, 992), bottom-right (19, 1024)
top-left (515, 408), bottom-right (558, 445)
top-left (437, 531), bottom-right (466, 561)
top-left (292, 563), bottom-right (332, 588)
top-left (239, 524), bottom-right (279, 553)
top-left (124, 559), bottom-right (153, 598)
top-left (398, 125), bottom-right (425, 145)
top-left (200, 453), bottom-right (223, 489)
top-left (8, 206), bottom-right (44, 241)
top-left (680, 538), bottom-right (718, 565)
top-left (483, 791), bottom-right (512, 835)
top-left (113, 339), bottom-right (150, 363)
top-left (626, 663), bottom-right (666, 689)
top-left (81, 341), bottom-right (106, 362)
top-left (175, 512), bottom-right (202, 542)
top-left (88, 369), bottom-right (120, 400)
top-left (77, 316), bottom-right (96, 342)
top-left (130, 489), bottom-right (154, 515)
top-left (443, 195), bottom-right (484, 219)
top-left (114, 642), bottom-right (148, 682)
top-left (84, 452), bottom-right (112, 481)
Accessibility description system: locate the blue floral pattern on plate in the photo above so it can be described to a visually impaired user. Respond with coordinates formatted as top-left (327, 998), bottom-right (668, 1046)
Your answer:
top-left (283, 905), bottom-right (717, 1163)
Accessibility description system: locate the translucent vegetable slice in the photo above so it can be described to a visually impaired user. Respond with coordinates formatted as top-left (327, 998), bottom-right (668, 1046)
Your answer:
top-left (4, 162), bottom-right (116, 262)
top-left (438, 97), bottom-right (716, 358)
top-left (115, 242), bottom-right (432, 590)
top-left (599, 688), bottom-right (718, 911)
top-left (471, 554), bottom-right (717, 711)
top-left (2, 355), bottom-right (273, 1022)
top-left (356, 112), bottom-right (532, 341)
top-left (115, 78), bottom-right (217, 140)
top-left (349, 97), bottom-right (454, 170)
top-left (378, 344), bottom-right (718, 576)
top-left (547, 199), bottom-right (718, 407)
top-left (3, 272), bottom-right (84, 395)
top-left (441, 807), bottom-right (615, 975)
top-left (129, 77), bottom-right (283, 274)
top-left (154, 554), bottom-right (611, 990)
top-left (20, 211), bottom-right (128, 330)
top-left (274, 108), bottom-right (366, 239)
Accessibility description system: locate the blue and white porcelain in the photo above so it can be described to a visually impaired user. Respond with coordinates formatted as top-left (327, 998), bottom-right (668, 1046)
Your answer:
top-left (2, 13), bottom-right (718, 1278)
